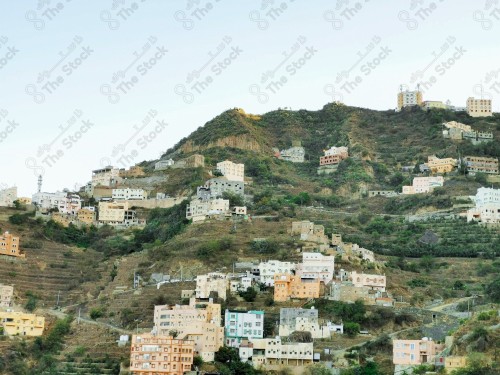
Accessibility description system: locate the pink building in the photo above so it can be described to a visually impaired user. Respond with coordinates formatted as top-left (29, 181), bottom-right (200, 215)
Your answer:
top-left (402, 176), bottom-right (444, 194)
top-left (350, 271), bottom-right (386, 292)
top-left (393, 337), bottom-right (440, 365)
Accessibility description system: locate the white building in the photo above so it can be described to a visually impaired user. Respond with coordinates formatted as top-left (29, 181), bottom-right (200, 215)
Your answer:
top-left (0, 187), bottom-right (17, 207)
top-left (155, 159), bottom-right (174, 170)
top-left (258, 260), bottom-right (296, 286)
top-left (472, 187), bottom-right (500, 206)
top-left (278, 146), bottom-right (305, 163)
top-left (186, 198), bottom-right (230, 222)
top-left (225, 310), bottom-right (264, 347)
top-left (32, 192), bottom-right (82, 214)
top-left (278, 308), bottom-right (343, 339)
top-left (402, 176), bottom-right (444, 194)
top-left (397, 89), bottom-right (422, 110)
top-left (240, 338), bottom-right (314, 369)
top-left (230, 275), bottom-right (253, 294)
top-left (112, 188), bottom-right (147, 200)
top-left (216, 160), bottom-right (244, 182)
top-left (195, 272), bottom-right (229, 301)
top-left (467, 187), bottom-right (500, 225)
top-left (91, 166), bottom-right (121, 187)
top-left (466, 97), bottom-right (492, 117)
top-left (296, 252), bottom-right (335, 284)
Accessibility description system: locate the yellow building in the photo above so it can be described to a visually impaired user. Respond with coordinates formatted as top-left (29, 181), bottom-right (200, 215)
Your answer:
top-left (17, 197), bottom-right (32, 205)
top-left (130, 333), bottom-right (194, 375)
top-left (0, 311), bottom-right (45, 336)
top-left (0, 231), bottom-right (25, 258)
top-left (274, 274), bottom-right (321, 302)
top-left (444, 356), bottom-right (467, 373)
top-left (422, 100), bottom-right (446, 110)
top-left (397, 89), bottom-right (423, 110)
top-left (98, 201), bottom-right (129, 223)
top-left (466, 97), bottom-right (492, 117)
top-left (426, 155), bottom-right (457, 174)
top-left (77, 207), bottom-right (96, 225)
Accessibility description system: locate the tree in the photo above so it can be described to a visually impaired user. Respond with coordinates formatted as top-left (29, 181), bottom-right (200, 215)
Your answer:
top-left (239, 287), bottom-right (257, 302)
top-left (193, 356), bottom-right (203, 368)
top-left (304, 363), bottom-right (332, 375)
top-left (222, 191), bottom-right (244, 207)
top-left (214, 346), bottom-right (239, 363)
top-left (344, 322), bottom-right (360, 336)
top-left (485, 277), bottom-right (500, 302)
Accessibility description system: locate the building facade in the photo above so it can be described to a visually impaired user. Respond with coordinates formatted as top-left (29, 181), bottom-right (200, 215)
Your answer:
top-left (200, 178), bottom-right (245, 198)
top-left (195, 273), bottom-right (229, 300)
top-left (0, 231), bottom-right (24, 258)
top-left (426, 155), bottom-right (457, 174)
top-left (464, 156), bottom-right (499, 175)
top-left (466, 97), bottom-right (492, 117)
top-left (77, 207), bottom-right (96, 225)
top-left (98, 201), bottom-right (141, 227)
top-left (295, 252), bottom-right (335, 284)
top-left (258, 260), bottom-right (296, 286)
top-left (0, 186), bottom-right (17, 207)
top-left (216, 160), bottom-right (245, 182)
top-left (186, 198), bottom-right (230, 222)
top-left (397, 89), bottom-right (423, 110)
top-left (402, 176), bottom-right (444, 194)
top-left (92, 166), bottom-right (121, 186)
top-left (319, 146), bottom-right (349, 166)
top-left (274, 274), bottom-right (321, 302)
top-left (112, 188), bottom-right (147, 200)
top-left (243, 338), bottom-right (314, 370)
top-left (224, 310), bottom-right (264, 347)
top-left (0, 284), bottom-right (13, 307)
top-left (130, 333), bottom-right (194, 375)
top-left (277, 144), bottom-right (305, 163)
top-left (350, 271), bottom-right (386, 292)
top-left (393, 338), bottom-right (439, 365)
top-left (155, 159), bottom-right (175, 170)
top-left (119, 166), bottom-right (145, 178)
top-left (0, 311), bottom-right (45, 336)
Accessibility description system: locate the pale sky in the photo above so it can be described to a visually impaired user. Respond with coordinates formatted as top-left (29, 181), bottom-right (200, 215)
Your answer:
top-left (1, 0), bottom-right (499, 196)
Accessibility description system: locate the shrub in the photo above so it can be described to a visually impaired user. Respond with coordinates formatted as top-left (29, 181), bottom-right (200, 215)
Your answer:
top-left (89, 307), bottom-right (105, 320)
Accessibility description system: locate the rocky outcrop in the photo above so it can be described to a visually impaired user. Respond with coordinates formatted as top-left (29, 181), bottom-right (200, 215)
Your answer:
top-left (180, 135), bottom-right (262, 153)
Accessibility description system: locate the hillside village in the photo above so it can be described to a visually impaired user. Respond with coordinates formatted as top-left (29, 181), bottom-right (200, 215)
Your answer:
top-left (0, 92), bottom-right (499, 375)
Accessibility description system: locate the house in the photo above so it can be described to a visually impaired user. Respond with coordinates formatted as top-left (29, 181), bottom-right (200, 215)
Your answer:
top-left (319, 146), bottom-right (348, 166)
top-left (0, 231), bottom-right (25, 258)
top-left (98, 201), bottom-right (142, 228)
top-left (472, 187), bottom-right (500, 206)
top-left (229, 275), bottom-right (252, 294)
top-left (0, 186), bottom-right (17, 207)
top-left (466, 97), bottom-right (492, 117)
top-left (129, 333), bottom-right (194, 375)
top-left (92, 166), bottom-right (121, 187)
top-left (349, 271), bottom-right (386, 292)
top-left (277, 141), bottom-right (305, 163)
top-left (0, 311), bottom-right (45, 336)
top-left (274, 274), bottom-right (321, 302)
top-left (216, 160), bottom-right (245, 182)
top-left (295, 252), bottom-right (335, 284)
top-left (444, 356), bottom-right (467, 373)
top-left (155, 159), bottom-right (174, 170)
top-left (232, 206), bottom-right (247, 216)
top-left (290, 221), bottom-right (330, 247)
top-left (332, 235), bottom-right (375, 262)
top-left (112, 188), bottom-right (147, 200)
top-left (463, 156), bottom-right (499, 175)
top-left (241, 338), bottom-right (314, 371)
top-left (195, 273), bottom-right (229, 300)
top-left (425, 155), bottom-right (457, 174)
top-left (0, 284), bottom-right (13, 307)
top-left (421, 100), bottom-right (446, 110)
top-left (278, 307), bottom-right (343, 339)
top-left (199, 178), bottom-right (244, 198)
top-left (257, 260), bottom-right (295, 286)
top-left (77, 207), bottom-right (96, 225)
top-left (393, 337), bottom-right (442, 366)
top-left (397, 88), bottom-right (423, 110)
top-left (153, 298), bottom-right (223, 362)
top-left (119, 165), bottom-right (145, 178)
top-left (462, 130), bottom-right (494, 144)
top-left (224, 310), bottom-right (264, 347)
top-left (402, 176), bottom-right (444, 194)
top-left (31, 192), bottom-right (82, 214)
top-left (368, 190), bottom-right (399, 198)
top-left (185, 198), bottom-right (230, 222)
top-left (467, 187), bottom-right (500, 225)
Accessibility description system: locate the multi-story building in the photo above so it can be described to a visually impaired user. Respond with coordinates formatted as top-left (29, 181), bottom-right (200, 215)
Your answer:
top-left (425, 155), bottom-right (457, 174)
top-left (0, 284), bottom-right (13, 307)
top-left (258, 260), bottom-right (296, 286)
top-left (290, 221), bottom-right (330, 246)
top-left (444, 357), bottom-right (467, 373)
top-left (443, 121), bottom-right (472, 132)
top-left (319, 146), bottom-right (349, 167)
top-left (155, 159), bottom-right (175, 170)
top-left (129, 333), bottom-right (194, 375)
top-left (467, 204), bottom-right (500, 225)
top-left (77, 207), bottom-right (96, 225)
top-left (92, 166), bottom-right (121, 187)
top-left (185, 198), bottom-right (230, 222)
top-left (466, 97), bottom-right (492, 117)
top-left (278, 308), bottom-right (343, 338)
top-left (402, 176), bottom-right (444, 194)
top-left (195, 273), bottom-right (228, 300)
top-left (472, 187), bottom-right (500, 206)
top-left (98, 201), bottom-right (141, 227)
top-left (112, 188), bottom-right (147, 200)
top-left (296, 252), bottom-right (335, 284)
top-left (421, 101), bottom-right (446, 110)
top-left (349, 271), bottom-right (386, 292)
top-left (154, 299), bottom-right (223, 362)
top-left (0, 231), bottom-right (24, 258)
top-left (32, 192), bottom-right (81, 214)
top-left (242, 338), bottom-right (314, 370)
top-left (0, 186), bottom-right (17, 207)
top-left (277, 142), bottom-right (305, 163)
top-left (274, 274), bottom-right (321, 302)
top-left (463, 156), bottom-right (499, 175)
top-left (224, 310), bottom-right (264, 347)
top-left (397, 88), bottom-right (423, 110)
top-left (393, 338), bottom-right (440, 366)
top-left (462, 130), bottom-right (494, 144)
top-left (199, 178), bottom-right (244, 198)
top-left (119, 165), bottom-right (145, 178)
top-left (0, 311), bottom-right (45, 336)
top-left (216, 160), bottom-right (245, 182)
top-left (229, 274), bottom-right (252, 294)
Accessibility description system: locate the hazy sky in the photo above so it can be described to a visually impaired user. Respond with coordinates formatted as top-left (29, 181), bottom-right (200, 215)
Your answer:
top-left (1, 0), bottom-right (499, 196)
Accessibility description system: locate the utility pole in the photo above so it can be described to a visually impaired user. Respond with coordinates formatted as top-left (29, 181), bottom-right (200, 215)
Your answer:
top-left (78, 308), bottom-right (81, 324)
top-left (56, 291), bottom-right (60, 308)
